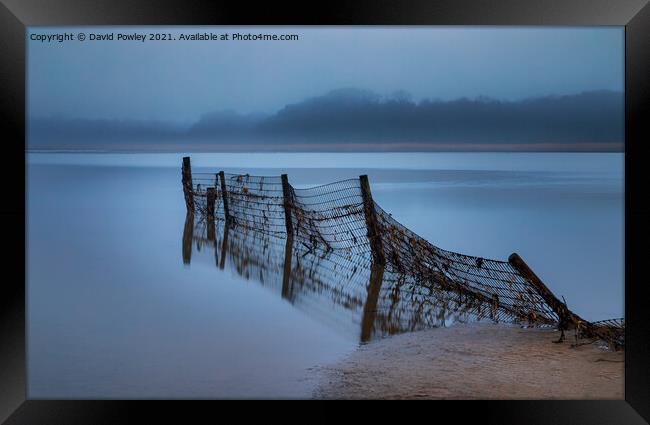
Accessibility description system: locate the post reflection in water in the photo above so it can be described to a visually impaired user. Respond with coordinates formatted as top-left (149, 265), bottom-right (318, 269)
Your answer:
top-left (182, 212), bottom-right (194, 265)
top-left (181, 214), bottom-right (488, 343)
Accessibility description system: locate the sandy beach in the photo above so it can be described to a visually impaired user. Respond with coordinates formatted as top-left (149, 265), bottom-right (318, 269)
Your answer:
top-left (314, 323), bottom-right (623, 399)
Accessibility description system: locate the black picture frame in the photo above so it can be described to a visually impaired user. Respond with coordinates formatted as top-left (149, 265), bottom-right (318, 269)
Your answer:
top-left (1, 0), bottom-right (649, 422)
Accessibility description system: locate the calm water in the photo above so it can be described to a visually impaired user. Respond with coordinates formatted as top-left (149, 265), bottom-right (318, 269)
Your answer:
top-left (27, 152), bottom-right (624, 398)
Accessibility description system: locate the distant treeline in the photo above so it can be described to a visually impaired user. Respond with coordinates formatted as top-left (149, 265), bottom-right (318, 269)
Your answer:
top-left (28, 88), bottom-right (623, 151)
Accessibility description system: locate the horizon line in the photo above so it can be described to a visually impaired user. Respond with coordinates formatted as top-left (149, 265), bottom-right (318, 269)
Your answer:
top-left (26, 142), bottom-right (624, 154)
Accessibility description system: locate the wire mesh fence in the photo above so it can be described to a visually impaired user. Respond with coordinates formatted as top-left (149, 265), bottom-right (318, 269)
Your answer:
top-left (373, 202), bottom-right (559, 325)
top-left (289, 179), bottom-right (370, 255)
top-left (181, 158), bottom-right (624, 348)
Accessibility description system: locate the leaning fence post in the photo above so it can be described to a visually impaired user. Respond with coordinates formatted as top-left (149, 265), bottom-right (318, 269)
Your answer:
top-left (218, 171), bottom-right (231, 223)
top-left (281, 174), bottom-right (294, 238)
top-left (508, 253), bottom-right (581, 330)
top-left (359, 175), bottom-right (385, 265)
top-left (206, 187), bottom-right (216, 241)
top-left (182, 156), bottom-right (194, 213)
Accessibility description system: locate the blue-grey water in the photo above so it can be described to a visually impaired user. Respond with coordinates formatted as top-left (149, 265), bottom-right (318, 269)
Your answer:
top-left (27, 152), bottom-right (623, 398)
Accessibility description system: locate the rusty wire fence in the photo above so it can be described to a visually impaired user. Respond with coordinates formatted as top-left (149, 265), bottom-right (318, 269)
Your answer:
top-left (181, 157), bottom-right (624, 348)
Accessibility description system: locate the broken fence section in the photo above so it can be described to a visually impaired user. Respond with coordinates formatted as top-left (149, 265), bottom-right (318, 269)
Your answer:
top-left (181, 157), bottom-right (624, 349)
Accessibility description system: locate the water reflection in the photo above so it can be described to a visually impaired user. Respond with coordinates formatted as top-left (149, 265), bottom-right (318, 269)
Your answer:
top-left (182, 213), bottom-right (493, 343)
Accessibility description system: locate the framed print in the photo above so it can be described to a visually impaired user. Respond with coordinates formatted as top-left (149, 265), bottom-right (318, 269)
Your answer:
top-left (1, 0), bottom-right (649, 423)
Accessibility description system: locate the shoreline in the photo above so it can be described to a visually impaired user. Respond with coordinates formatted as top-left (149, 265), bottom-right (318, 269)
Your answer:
top-left (313, 323), bottom-right (623, 399)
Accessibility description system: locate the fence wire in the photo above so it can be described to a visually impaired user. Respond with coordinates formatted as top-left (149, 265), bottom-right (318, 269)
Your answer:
top-left (373, 202), bottom-right (559, 325)
top-left (184, 167), bottom-right (624, 348)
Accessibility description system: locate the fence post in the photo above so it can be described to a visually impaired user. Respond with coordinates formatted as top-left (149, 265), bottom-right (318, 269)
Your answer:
top-left (182, 156), bottom-right (194, 213)
top-left (508, 253), bottom-right (608, 341)
top-left (508, 253), bottom-right (583, 331)
top-left (218, 171), bottom-right (231, 223)
top-left (281, 174), bottom-right (294, 238)
top-left (206, 187), bottom-right (216, 241)
top-left (359, 175), bottom-right (385, 265)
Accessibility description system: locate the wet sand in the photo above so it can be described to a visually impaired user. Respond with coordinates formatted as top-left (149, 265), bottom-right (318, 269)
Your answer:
top-left (314, 323), bottom-right (623, 399)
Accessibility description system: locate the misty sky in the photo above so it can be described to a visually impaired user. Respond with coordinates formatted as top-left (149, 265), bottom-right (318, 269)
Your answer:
top-left (27, 26), bottom-right (623, 123)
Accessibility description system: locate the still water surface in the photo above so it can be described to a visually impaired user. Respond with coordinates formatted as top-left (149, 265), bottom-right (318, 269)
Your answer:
top-left (27, 152), bottom-right (623, 398)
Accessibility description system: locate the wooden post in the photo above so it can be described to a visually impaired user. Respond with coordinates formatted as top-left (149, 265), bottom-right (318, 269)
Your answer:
top-left (280, 174), bottom-right (296, 301)
top-left (360, 175), bottom-right (386, 341)
top-left (206, 187), bottom-right (216, 241)
top-left (281, 174), bottom-right (294, 238)
top-left (182, 212), bottom-right (194, 265)
top-left (359, 175), bottom-right (385, 265)
top-left (360, 261), bottom-right (385, 342)
top-left (182, 156), bottom-right (194, 213)
top-left (508, 253), bottom-right (585, 330)
top-left (218, 171), bottom-right (231, 223)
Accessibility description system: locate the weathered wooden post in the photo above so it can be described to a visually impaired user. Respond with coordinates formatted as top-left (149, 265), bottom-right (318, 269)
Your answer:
top-left (281, 174), bottom-right (294, 239)
top-left (182, 212), bottom-right (194, 265)
top-left (280, 174), bottom-right (296, 301)
top-left (360, 261), bottom-right (385, 342)
top-left (359, 175), bottom-right (385, 265)
top-left (182, 156), bottom-right (194, 214)
top-left (508, 253), bottom-right (587, 339)
top-left (359, 174), bottom-right (386, 342)
top-left (218, 171), bottom-right (231, 223)
top-left (206, 187), bottom-right (216, 241)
